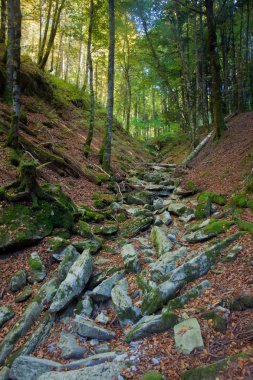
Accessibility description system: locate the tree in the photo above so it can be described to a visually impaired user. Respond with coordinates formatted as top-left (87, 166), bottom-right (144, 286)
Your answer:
top-left (204, 0), bottom-right (225, 138)
top-left (0, 0), bottom-right (6, 45)
top-left (100, 0), bottom-right (115, 172)
top-left (6, 0), bottom-right (22, 149)
top-left (84, 0), bottom-right (95, 157)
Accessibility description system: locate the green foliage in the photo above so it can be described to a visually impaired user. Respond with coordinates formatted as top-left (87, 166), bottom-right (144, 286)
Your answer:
top-left (235, 218), bottom-right (253, 236)
top-left (139, 371), bottom-right (164, 380)
top-left (231, 193), bottom-right (248, 208)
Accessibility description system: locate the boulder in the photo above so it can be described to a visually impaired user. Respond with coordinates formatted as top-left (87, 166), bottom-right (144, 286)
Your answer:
top-left (168, 202), bottom-right (193, 217)
top-left (184, 220), bottom-right (233, 243)
top-left (121, 244), bottom-right (140, 273)
top-left (124, 312), bottom-right (178, 342)
top-left (73, 315), bottom-right (115, 340)
top-left (159, 211), bottom-right (173, 226)
top-left (15, 286), bottom-right (33, 303)
top-left (9, 356), bottom-right (62, 380)
top-left (174, 318), bottom-right (203, 354)
top-left (153, 199), bottom-right (164, 210)
top-left (125, 191), bottom-right (153, 206)
top-left (121, 216), bottom-right (154, 238)
top-left (164, 280), bottom-right (211, 312)
top-left (76, 295), bottom-right (93, 318)
top-left (93, 224), bottom-right (118, 236)
top-left (10, 270), bottom-right (27, 293)
top-left (58, 245), bottom-right (80, 281)
top-left (29, 252), bottom-right (47, 283)
top-left (0, 278), bottom-right (58, 365)
top-left (50, 250), bottom-right (93, 313)
top-left (111, 278), bottom-right (140, 326)
top-left (91, 270), bottom-right (125, 302)
top-left (151, 227), bottom-right (174, 257)
top-left (0, 305), bottom-right (14, 327)
top-left (150, 247), bottom-right (188, 282)
top-left (72, 238), bottom-right (103, 255)
top-left (142, 233), bottom-right (241, 314)
top-left (37, 362), bottom-right (125, 380)
top-left (222, 244), bottom-right (242, 262)
top-left (195, 193), bottom-right (212, 220)
top-left (57, 333), bottom-right (87, 360)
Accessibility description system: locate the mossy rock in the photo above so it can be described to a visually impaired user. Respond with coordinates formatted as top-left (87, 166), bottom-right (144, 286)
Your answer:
top-left (186, 180), bottom-right (199, 194)
top-left (202, 311), bottom-right (227, 333)
top-left (72, 221), bottom-right (94, 238)
top-left (230, 293), bottom-right (253, 311)
top-left (202, 220), bottom-right (233, 235)
top-left (231, 193), bottom-right (248, 208)
top-left (93, 223), bottom-right (118, 236)
top-left (48, 237), bottom-right (70, 253)
top-left (235, 218), bottom-right (253, 236)
top-left (92, 193), bottom-right (118, 209)
top-left (76, 205), bottom-right (105, 223)
top-left (121, 216), bottom-right (154, 238)
top-left (139, 370), bottom-right (164, 380)
top-left (195, 193), bottom-right (212, 220)
top-left (28, 252), bottom-right (46, 283)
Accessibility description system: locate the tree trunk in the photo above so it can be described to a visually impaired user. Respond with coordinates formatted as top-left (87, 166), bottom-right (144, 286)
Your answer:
top-left (205, 0), bottom-right (225, 139)
top-left (100, 0), bottom-right (115, 172)
top-left (84, 0), bottom-right (95, 157)
top-left (0, 0), bottom-right (6, 44)
top-left (37, 0), bottom-right (53, 65)
top-left (7, 0), bottom-right (21, 149)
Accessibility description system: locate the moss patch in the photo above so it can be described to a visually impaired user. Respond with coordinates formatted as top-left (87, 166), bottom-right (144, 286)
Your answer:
top-left (139, 371), bottom-right (164, 380)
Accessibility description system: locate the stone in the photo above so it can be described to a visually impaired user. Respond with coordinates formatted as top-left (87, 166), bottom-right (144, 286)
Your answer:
top-left (111, 278), bottom-right (140, 326)
top-left (183, 230), bottom-right (217, 243)
top-left (150, 247), bottom-right (188, 282)
top-left (0, 367), bottom-right (10, 380)
top-left (168, 202), bottom-right (193, 217)
top-left (159, 211), bottom-right (173, 226)
top-left (9, 355), bottom-right (62, 380)
top-left (186, 219), bottom-right (211, 232)
top-left (124, 312), bottom-right (178, 342)
top-left (50, 250), bottom-right (93, 313)
top-left (73, 315), bottom-right (115, 340)
top-left (0, 305), bottom-right (14, 327)
top-left (201, 311), bottom-right (227, 333)
top-left (14, 286), bottom-right (33, 303)
top-left (76, 294), bottom-right (93, 318)
top-left (121, 244), bottom-right (140, 273)
top-left (151, 227), bottom-right (174, 257)
top-left (174, 318), bottom-right (204, 354)
top-left (125, 191), bottom-right (153, 206)
top-left (93, 224), bottom-right (118, 236)
top-left (72, 238), bottom-right (103, 255)
top-left (37, 362), bottom-right (125, 380)
top-left (58, 333), bottom-right (87, 360)
top-left (230, 293), bottom-right (253, 311)
top-left (222, 244), bottom-right (243, 262)
top-left (94, 343), bottom-right (111, 354)
top-left (154, 216), bottom-right (163, 226)
top-left (49, 237), bottom-right (70, 257)
top-left (121, 216), bottom-right (154, 238)
top-left (29, 252), bottom-right (46, 283)
top-left (163, 280), bottom-right (211, 312)
top-left (0, 278), bottom-right (58, 365)
top-left (58, 245), bottom-right (80, 281)
top-left (91, 270), bottom-right (125, 302)
top-left (179, 214), bottom-right (195, 223)
top-left (95, 311), bottom-right (110, 325)
top-left (10, 270), bottom-right (27, 293)
top-left (153, 199), bottom-right (164, 210)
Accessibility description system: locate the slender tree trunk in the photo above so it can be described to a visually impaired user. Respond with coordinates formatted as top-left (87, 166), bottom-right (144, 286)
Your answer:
top-left (7, 0), bottom-right (21, 149)
top-left (199, 1), bottom-right (209, 130)
top-left (37, 0), bottom-right (53, 65)
top-left (0, 0), bottom-right (6, 44)
top-left (84, 0), bottom-right (95, 157)
top-left (237, 4), bottom-right (244, 112)
top-left (194, 11), bottom-right (200, 147)
top-left (6, 0), bottom-right (15, 100)
top-left (100, 0), bottom-right (115, 172)
top-left (205, 0), bottom-right (225, 139)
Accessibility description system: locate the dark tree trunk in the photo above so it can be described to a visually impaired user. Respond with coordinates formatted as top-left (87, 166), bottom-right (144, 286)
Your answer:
top-left (7, 0), bottom-right (21, 149)
top-left (100, 0), bottom-right (115, 172)
top-left (84, 0), bottom-right (95, 157)
top-left (37, 0), bottom-right (53, 65)
top-left (205, 0), bottom-right (225, 139)
top-left (0, 0), bottom-right (6, 44)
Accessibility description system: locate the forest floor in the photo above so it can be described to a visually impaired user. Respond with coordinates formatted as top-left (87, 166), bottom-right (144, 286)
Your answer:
top-left (1, 70), bottom-right (253, 380)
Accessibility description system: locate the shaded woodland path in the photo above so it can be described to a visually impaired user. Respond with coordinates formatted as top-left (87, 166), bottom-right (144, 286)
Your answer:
top-left (1, 158), bottom-right (252, 380)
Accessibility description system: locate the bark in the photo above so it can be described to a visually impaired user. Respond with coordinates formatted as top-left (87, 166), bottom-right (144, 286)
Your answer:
top-left (6, 0), bottom-right (21, 149)
top-left (84, 0), bottom-right (95, 157)
top-left (100, 0), bottom-right (115, 172)
top-left (205, 0), bottom-right (225, 139)
top-left (37, 0), bottom-right (53, 65)
top-left (0, 0), bottom-right (6, 44)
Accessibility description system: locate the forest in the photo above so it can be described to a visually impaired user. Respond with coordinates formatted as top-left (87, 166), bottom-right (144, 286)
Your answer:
top-left (0, 1), bottom-right (253, 379)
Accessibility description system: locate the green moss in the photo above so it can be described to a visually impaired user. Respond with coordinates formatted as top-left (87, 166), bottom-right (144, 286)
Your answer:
top-left (202, 311), bottom-right (227, 333)
top-left (121, 216), bottom-right (153, 238)
top-left (28, 256), bottom-right (43, 271)
top-left (245, 175), bottom-right (253, 193)
top-left (141, 287), bottom-right (163, 315)
top-left (20, 110), bottom-right (28, 125)
top-left (231, 193), bottom-right (248, 208)
top-left (92, 193), bottom-right (118, 209)
top-left (186, 180), bottom-right (198, 194)
top-left (195, 193), bottom-right (211, 220)
top-left (139, 370), bottom-right (164, 380)
top-left (236, 218), bottom-right (253, 236)
top-left (9, 148), bottom-right (21, 166)
top-left (230, 294), bottom-right (253, 311)
top-left (77, 205), bottom-right (105, 223)
top-left (202, 220), bottom-right (233, 235)
top-left (73, 220), bottom-right (94, 238)
top-left (95, 173), bottom-right (110, 185)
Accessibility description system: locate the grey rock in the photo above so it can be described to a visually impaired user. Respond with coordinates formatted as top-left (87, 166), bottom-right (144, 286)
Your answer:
top-left (153, 199), bottom-right (164, 210)
top-left (222, 244), bottom-right (243, 262)
top-left (184, 230), bottom-right (216, 243)
top-left (91, 270), bottom-right (125, 302)
top-left (73, 315), bottom-right (115, 340)
top-left (58, 333), bottom-right (87, 360)
top-left (154, 216), bottom-right (163, 226)
top-left (124, 312), bottom-right (178, 342)
top-left (179, 214), bottom-right (195, 223)
top-left (50, 249), bottom-right (93, 313)
top-left (9, 356), bottom-right (62, 380)
top-left (72, 238), bottom-right (103, 255)
top-left (76, 295), bottom-right (93, 318)
top-left (66, 352), bottom-right (118, 370)
top-left (37, 362), bottom-right (125, 380)
top-left (10, 270), bottom-right (26, 293)
top-left (151, 226), bottom-right (174, 257)
top-left (159, 211), bottom-right (173, 226)
top-left (94, 343), bottom-right (111, 354)
top-left (111, 279), bottom-right (140, 326)
top-left (174, 318), bottom-right (204, 354)
top-left (58, 245), bottom-right (80, 281)
top-left (0, 305), bottom-right (14, 327)
top-left (121, 244), bottom-right (140, 273)
top-left (168, 202), bottom-right (193, 217)
top-left (150, 247), bottom-right (188, 282)
top-left (29, 252), bottom-right (46, 283)
top-left (14, 286), bottom-right (33, 303)
top-left (95, 312), bottom-right (110, 324)
top-left (0, 367), bottom-right (10, 380)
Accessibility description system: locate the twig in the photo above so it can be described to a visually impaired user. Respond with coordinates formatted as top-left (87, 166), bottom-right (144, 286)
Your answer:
top-left (116, 182), bottom-right (124, 204)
